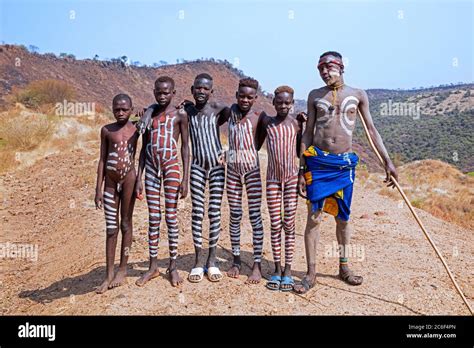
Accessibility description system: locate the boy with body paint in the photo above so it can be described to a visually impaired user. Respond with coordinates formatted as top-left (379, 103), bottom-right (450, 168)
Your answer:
top-left (137, 73), bottom-right (228, 283)
top-left (225, 78), bottom-right (264, 284)
top-left (95, 94), bottom-right (139, 294)
top-left (255, 86), bottom-right (304, 291)
top-left (135, 76), bottom-right (190, 288)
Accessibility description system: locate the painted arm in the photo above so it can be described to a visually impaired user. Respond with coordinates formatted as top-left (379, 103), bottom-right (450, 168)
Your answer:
top-left (136, 103), bottom-right (158, 134)
top-left (216, 102), bottom-right (231, 126)
top-left (179, 109), bottom-right (190, 199)
top-left (135, 129), bottom-right (149, 199)
top-left (358, 89), bottom-right (398, 188)
top-left (94, 127), bottom-right (107, 209)
top-left (255, 111), bottom-right (268, 151)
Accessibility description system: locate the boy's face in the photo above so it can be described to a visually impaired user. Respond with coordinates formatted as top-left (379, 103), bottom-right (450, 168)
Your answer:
top-left (191, 78), bottom-right (213, 104)
top-left (318, 55), bottom-right (343, 86)
top-left (154, 82), bottom-right (175, 106)
top-left (112, 99), bottom-right (133, 124)
top-left (235, 86), bottom-right (257, 112)
top-left (273, 92), bottom-right (294, 117)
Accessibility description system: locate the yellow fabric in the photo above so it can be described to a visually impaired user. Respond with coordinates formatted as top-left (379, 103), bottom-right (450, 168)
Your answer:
top-left (323, 197), bottom-right (339, 216)
top-left (304, 171), bottom-right (312, 185)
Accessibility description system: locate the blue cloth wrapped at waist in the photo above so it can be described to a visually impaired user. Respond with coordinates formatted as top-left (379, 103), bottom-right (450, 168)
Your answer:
top-left (303, 145), bottom-right (359, 221)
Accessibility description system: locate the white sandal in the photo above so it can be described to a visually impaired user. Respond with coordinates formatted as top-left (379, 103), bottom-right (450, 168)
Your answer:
top-left (188, 267), bottom-right (204, 283)
top-left (207, 266), bottom-right (223, 282)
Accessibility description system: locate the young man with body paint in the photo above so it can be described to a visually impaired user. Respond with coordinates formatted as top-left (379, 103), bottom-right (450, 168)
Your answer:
top-left (138, 73), bottom-right (230, 283)
top-left (135, 76), bottom-right (190, 288)
top-left (293, 51), bottom-right (398, 294)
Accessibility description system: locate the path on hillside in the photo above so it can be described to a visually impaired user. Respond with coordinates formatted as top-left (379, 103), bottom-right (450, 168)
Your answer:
top-left (1, 142), bottom-right (472, 315)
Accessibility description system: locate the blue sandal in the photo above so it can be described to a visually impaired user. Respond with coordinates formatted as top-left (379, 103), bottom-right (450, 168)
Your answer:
top-left (280, 276), bottom-right (295, 291)
top-left (266, 275), bottom-right (282, 291)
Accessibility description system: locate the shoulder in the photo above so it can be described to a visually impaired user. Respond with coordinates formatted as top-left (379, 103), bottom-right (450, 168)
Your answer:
top-left (345, 85), bottom-right (367, 101)
top-left (171, 106), bottom-right (187, 118)
top-left (308, 87), bottom-right (326, 99)
top-left (102, 124), bottom-right (114, 135)
top-left (249, 110), bottom-right (260, 121)
top-left (258, 111), bottom-right (271, 125)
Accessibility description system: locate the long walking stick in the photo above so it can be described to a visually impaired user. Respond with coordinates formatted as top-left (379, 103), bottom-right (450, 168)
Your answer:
top-left (357, 109), bottom-right (473, 315)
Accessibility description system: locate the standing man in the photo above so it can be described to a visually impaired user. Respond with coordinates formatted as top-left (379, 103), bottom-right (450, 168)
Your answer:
top-left (293, 51), bottom-right (398, 294)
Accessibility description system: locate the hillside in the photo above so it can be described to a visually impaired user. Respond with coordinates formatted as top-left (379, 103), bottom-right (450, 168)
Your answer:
top-left (0, 44), bottom-right (275, 114)
top-left (359, 86), bottom-right (474, 172)
top-left (0, 44), bottom-right (472, 172)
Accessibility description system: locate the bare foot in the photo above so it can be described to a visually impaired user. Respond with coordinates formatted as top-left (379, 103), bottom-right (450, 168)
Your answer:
top-left (96, 277), bottom-right (113, 294)
top-left (109, 268), bottom-right (127, 289)
top-left (227, 263), bottom-right (241, 278)
top-left (167, 268), bottom-right (183, 287)
top-left (136, 267), bottom-right (160, 287)
top-left (245, 262), bottom-right (262, 284)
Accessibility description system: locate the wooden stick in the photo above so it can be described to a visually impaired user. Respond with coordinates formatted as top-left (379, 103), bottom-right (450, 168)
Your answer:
top-left (357, 109), bottom-right (473, 315)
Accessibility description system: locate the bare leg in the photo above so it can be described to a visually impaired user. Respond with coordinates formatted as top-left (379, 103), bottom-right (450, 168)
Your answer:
top-left (110, 171), bottom-right (136, 289)
top-left (163, 160), bottom-right (183, 287)
top-left (293, 205), bottom-right (321, 294)
top-left (281, 176), bottom-right (298, 290)
top-left (245, 168), bottom-right (263, 284)
top-left (336, 218), bottom-right (363, 285)
top-left (206, 166), bottom-right (225, 281)
top-left (226, 167), bottom-right (243, 278)
top-left (96, 181), bottom-right (120, 294)
top-left (136, 162), bottom-right (161, 287)
top-left (266, 180), bottom-right (283, 290)
top-left (189, 164), bottom-right (206, 281)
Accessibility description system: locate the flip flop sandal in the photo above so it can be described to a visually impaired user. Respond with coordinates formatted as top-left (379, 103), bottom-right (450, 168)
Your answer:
top-left (266, 275), bottom-right (282, 291)
top-left (339, 269), bottom-right (363, 286)
top-left (188, 267), bottom-right (204, 283)
top-left (206, 266), bottom-right (223, 282)
top-left (280, 276), bottom-right (295, 292)
top-left (293, 277), bottom-right (315, 294)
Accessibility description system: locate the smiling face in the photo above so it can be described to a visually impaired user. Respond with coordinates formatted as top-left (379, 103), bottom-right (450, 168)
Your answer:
top-left (112, 98), bottom-right (133, 124)
top-left (318, 55), bottom-right (344, 86)
top-left (273, 92), bottom-right (294, 117)
top-left (191, 78), bottom-right (213, 105)
top-left (153, 82), bottom-right (175, 107)
top-left (236, 86), bottom-right (257, 113)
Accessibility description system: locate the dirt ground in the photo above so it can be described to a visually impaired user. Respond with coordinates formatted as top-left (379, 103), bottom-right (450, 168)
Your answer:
top-left (1, 141), bottom-right (472, 315)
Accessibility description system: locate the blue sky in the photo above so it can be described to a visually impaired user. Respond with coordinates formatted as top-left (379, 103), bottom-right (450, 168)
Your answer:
top-left (1, 0), bottom-right (472, 99)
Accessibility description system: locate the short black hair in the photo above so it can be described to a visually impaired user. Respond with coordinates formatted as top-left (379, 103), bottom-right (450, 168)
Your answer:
top-left (195, 73), bottom-right (213, 81)
top-left (112, 93), bottom-right (132, 106)
top-left (274, 85), bottom-right (294, 97)
top-left (155, 76), bottom-right (175, 89)
top-left (320, 51), bottom-right (343, 59)
top-left (239, 77), bottom-right (259, 91)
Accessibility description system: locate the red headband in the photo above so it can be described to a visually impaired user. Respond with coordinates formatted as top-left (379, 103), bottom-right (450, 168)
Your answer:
top-left (317, 56), bottom-right (344, 70)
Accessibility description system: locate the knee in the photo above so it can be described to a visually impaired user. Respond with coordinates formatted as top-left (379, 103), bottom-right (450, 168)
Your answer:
top-left (230, 210), bottom-right (243, 221)
top-left (120, 219), bottom-right (131, 233)
top-left (335, 218), bottom-right (349, 229)
top-left (106, 227), bottom-right (119, 237)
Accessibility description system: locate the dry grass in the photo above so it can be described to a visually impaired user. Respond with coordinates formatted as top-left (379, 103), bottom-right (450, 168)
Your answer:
top-left (0, 111), bottom-right (55, 151)
top-left (8, 80), bottom-right (75, 109)
top-left (0, 108), bottom-right (58, 173)
top-left (373, 160), bottom-right (473, 230)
